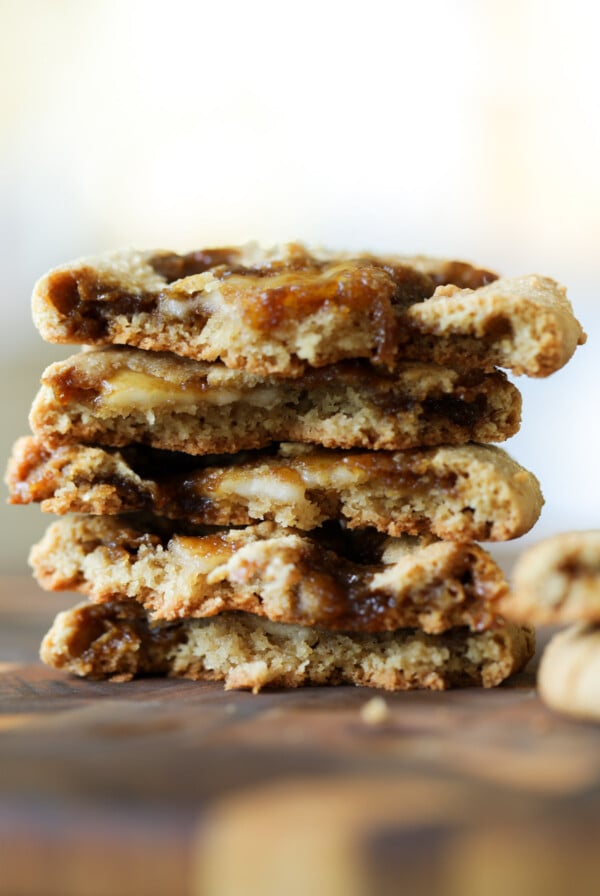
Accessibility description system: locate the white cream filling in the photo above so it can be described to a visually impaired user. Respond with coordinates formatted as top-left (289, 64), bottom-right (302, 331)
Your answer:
top-left (219, 473), bottom-right (306, 505)
top-left (99, 370), bottom-right (281, 411)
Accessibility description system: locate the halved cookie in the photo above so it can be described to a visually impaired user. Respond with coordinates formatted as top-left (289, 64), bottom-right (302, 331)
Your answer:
top-left (29, 347), bottom-right (521, 455)
top-left (8, 437), bottom-right (543, 541)
top-left (32, 243), bottom-right (584, 376)
top-left (30, 516), bottom-right (509, 634)
top-left (501, 530), bottom-right (600, 624)
top-left (40, 600), bottom-right (535, 691)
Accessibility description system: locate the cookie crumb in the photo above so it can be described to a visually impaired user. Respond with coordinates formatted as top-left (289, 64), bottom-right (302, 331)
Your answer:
top-left (361, 696), bottom-right (390, 725)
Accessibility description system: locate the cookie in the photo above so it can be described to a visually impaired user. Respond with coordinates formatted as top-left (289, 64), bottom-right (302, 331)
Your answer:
top-left (7, 437), bottom-right (543, 541)
top-left (538, 624), bottom-right (600, 720)
top-left (29, 346), bottom-right (521, 455)
top-left (30, 515), bottom-right (509, 634)
top-left (501, 530), bottom-right (600, 623)
top-left (40, 600), bottom-right (535, 691)
top-left (31, 243), bottom-right (584, 376)
top-left (30, 244), bottom-right (493, 375)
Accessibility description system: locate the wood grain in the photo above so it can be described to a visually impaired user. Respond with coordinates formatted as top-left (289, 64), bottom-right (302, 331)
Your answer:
top-left (2, 575), bottom-right (600, 895)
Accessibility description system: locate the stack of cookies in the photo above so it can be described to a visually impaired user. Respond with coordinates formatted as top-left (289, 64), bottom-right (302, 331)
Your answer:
top-left (6, 244), bottom-right (585, 692)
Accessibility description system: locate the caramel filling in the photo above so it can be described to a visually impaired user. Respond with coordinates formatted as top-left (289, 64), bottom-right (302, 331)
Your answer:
top-left (163, 452), bottom-right (459, 514)
top-left (130, 527), bottom-right (501, 632)
top-left (282, 545), bottom-right (498, 631)
top-left (49, 364), bottom-right (292, 412)
top-left (428, 260), bottom-right (497, 290)
top-left (11, 440), bottom-right (464, 525)
top-left (47, 359), bottom-right (492, 432)
top-left (43, 248), bottom-right (496, 368)
top-left (62, 602), bottom-right (183, 674)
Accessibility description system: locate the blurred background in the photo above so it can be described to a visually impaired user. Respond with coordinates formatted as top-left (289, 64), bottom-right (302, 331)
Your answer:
top-left (1, 0), bottom-right (598, 573)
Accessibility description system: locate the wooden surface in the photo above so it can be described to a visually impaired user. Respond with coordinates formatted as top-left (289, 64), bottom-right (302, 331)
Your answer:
top-left (2, 575), bottom-right (600, 895)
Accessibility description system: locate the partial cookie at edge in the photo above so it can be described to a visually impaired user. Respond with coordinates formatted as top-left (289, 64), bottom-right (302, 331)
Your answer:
top-left (538, 624), bottom-right (600, 720)
top-left (500, 530), bottom-right (600, 624)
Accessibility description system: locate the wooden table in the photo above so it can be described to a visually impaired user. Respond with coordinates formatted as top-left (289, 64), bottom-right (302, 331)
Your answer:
top-left (2, 575), bottom-right (600, 896)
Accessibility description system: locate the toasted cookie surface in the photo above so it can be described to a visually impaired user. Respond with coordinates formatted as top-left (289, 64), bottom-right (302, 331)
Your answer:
top-left (7, 437), bottom-right (543, 541)
top-left (32, 243), bottom-right (584, 376)
top-left (40, 600), bottom-right (535, 691)
top-left (29, 347), bottom-right (521, 454)
top-left (538, 624), bottom-right (600, 720)
top-left (501, 530), bottom-right (600, 624)
top-left (30, 516), bottom-right (509, 634)
top-left (401, 274), bottom-right (585, 377)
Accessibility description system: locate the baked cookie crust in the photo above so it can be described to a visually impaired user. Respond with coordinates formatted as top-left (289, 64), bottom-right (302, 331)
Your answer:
top-left (30, 516), bottom-right (509, 634)
top-left (40, 600), bottom-right (535, 691)
top-left (29, 347), bottom-right (522, 455)
top-left (31, 244), bottom-right (584, 377)
top-left (7, 438), bottom-right (543, 541)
